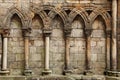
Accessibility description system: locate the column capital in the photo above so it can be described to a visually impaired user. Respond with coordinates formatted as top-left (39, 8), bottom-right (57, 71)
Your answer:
top-left (2, 28), bottom-right (10, 38)
top-left (85, 29), bottom-right (92, 37)
top-left (106, 30), bottom-right (111, 38)
top-left (43, 28), bottom-right (52, 37)
top-left (22, 27), bottom-right (31, 37)
top-left (64, 28), bottom-right (72, 37)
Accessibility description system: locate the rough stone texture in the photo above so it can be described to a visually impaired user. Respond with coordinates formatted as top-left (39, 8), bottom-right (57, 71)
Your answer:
top-left (8, 14), bottom-right (24, 75)
top-left (91, 16), bottom-right (106, 75)
top-left (0, 0), bottom-right (118, 80)
top-left (69, 16), bottom-right (86, 74)
top-left (29, 15), bottom-right (44, 75)
top-left (50, 16), bottom-right (65, 74)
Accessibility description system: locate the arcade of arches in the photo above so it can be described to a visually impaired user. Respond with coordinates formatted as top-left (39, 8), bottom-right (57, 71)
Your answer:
top-left (0, 0), bottom-right (120, 80)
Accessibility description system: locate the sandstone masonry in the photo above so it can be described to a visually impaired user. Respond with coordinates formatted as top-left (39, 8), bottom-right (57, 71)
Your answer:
top-left (0, 0), bottom-right (119, 80)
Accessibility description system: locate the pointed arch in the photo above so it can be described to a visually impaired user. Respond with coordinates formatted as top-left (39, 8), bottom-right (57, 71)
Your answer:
top-left (89, 8), bottom-right (111, 31)
top-left (4, 7), bottom-right (26, 28)
top-left (46, 6), bottom-right (68, 25)
top-left (69, 8), bottom-right (89, 29)
top-left (30, 7), bottom-right (49, 28)
top-left (32, 13), bottom-right (44, 29)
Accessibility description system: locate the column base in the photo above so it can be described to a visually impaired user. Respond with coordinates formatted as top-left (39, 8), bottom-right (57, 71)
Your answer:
top-left (84, 70), bottom-right (93, 76)
top-left (105, 70), bottom-right (120, 77)
top-left (63, 69), bottom-right (72, 75)
top-left (24, 69), bottom-right (32, 76)
top-left (0, 70), bottom-right (9, 75)
top-left (42, 69), bottom-right (52, 75)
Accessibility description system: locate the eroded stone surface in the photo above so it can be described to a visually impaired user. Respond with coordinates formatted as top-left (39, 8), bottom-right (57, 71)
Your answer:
top-left (0, 0), bottom-right (118, 79)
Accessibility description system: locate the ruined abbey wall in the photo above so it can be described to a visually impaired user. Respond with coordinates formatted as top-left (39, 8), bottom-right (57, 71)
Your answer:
top-left (0, 1), bottom-right (119, 79)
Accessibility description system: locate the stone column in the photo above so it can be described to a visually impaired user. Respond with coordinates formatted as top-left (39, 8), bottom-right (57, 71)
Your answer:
top-left (84, 29), bottom-right (92, 75)
top-left (0, 29), bottom-right (10, 75)
top-left (106, 30), bottom-right (111, 71)
top-left (42, 30), bottom-right (52, 75)
top-left (111, 0), bottom-right (117, 71)
top-left (106, 0), bottom-right (119, 76)
top-left (63, 28), bottom-right (72, 75)
top-left (23, 28), bottom-right (32, 76)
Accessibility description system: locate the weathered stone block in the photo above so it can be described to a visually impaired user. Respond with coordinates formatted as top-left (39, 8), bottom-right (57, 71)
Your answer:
top-left (91, 54), bottom-right (97, 61)
top-left (34, 40), bottom-right (44, 47)
top-left (91, 30), bottom-right (105, 38)
top-left (30, 47), bottom-right (37, 54)
top-left (30, 54), bottom-right (41, 61)
top-left (71, 29), bottom-right (84, 37)
top-left (29, 61), bottom-right (43, 68)
top-left (52, 29), bottom-right (64, 37)
top-left (97, 54), bottom-right (105, 62)
top-left (16, 53), bottom-right (24, 61)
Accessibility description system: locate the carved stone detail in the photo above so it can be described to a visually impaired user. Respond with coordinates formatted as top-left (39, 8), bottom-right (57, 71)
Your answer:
top-left (22, 27), bottom-right (32, 37)
top-left (64, 23), bottom-right (72, 37)
top-left (106, 30), bottom-right (111, 38)
top-left (2, 28), bottom-right (10, 38)
top-left (43, 28), bottom-right (52, 37)
top-left (85, 29), bottom-right (92, 37)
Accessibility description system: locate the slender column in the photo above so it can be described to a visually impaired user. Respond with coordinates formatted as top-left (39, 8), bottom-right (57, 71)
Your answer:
top-left (2, 37), bottom-right (7, 71)
top-left (45, 35), bottom-right (50, 70)
top-left (86, 36), bottom-right (91, 70)
top-left (84, 29), bottom-right (92, 75)
top-left (65, 36), bottom-right (70, 70)
top-left (106, 30), bottom-right (111, 71)
top-left (111, 0), bottom-right (117, 71)
top-left (0, 29), bottom-right (10, 75)
top-left (42, 31), bottom-right (52, 75)
top-left (64, 33), bottom-right (72, 74)
top-left (23, 28), bottom-right (32, 76)
top-left (25, 37), bottom-right (29, 70)
top-left (63, 25), bottom-right (72, 75)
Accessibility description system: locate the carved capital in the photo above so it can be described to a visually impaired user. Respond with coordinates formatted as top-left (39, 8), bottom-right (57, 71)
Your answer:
top-left (106, 30), bottom-right (111, 38)
top-left (85, 29), bottom-right (92, 37)
top-left (43, 28), bottom-right (52, 37)
top-left (64, 23), bottom-right (72, 37)
top-left (64, 28), bottom-right (72, 37)
top-left (22, 27), bottom-right (31, 37)
top-left (2, 28), bottom-right (10, 38)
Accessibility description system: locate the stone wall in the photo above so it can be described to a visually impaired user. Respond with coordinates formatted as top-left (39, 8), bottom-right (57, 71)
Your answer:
top-left (69, 16), bottom-right (86, 74)
top-left (0, 0), bottom-right (117, 78)
top-left (50, 15), bottom-right (65, 74)
top-left (91, 16), bottom-right (106, 74)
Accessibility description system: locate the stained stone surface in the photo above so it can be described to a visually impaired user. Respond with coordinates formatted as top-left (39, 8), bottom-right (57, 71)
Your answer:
top-left (50, 16), bottom-right (65, 74)
top-left (0, 0), bottom-right (118, 80)
top-left (91, 16), bottom-right (106, 75)
top-left (69, 16), bottom-right (86, 74)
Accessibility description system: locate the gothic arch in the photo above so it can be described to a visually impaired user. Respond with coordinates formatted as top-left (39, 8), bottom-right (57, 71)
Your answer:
top-left (46, 6), bottom-right (68, 25)
top-left (4, 7), bottom-right (26, 28)
top-left (69, 8), bottom-right (89, 29)
top-left (30, 6), bottom-right (50, 29)
top-left (89, 8), bottom-right (111, 31)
